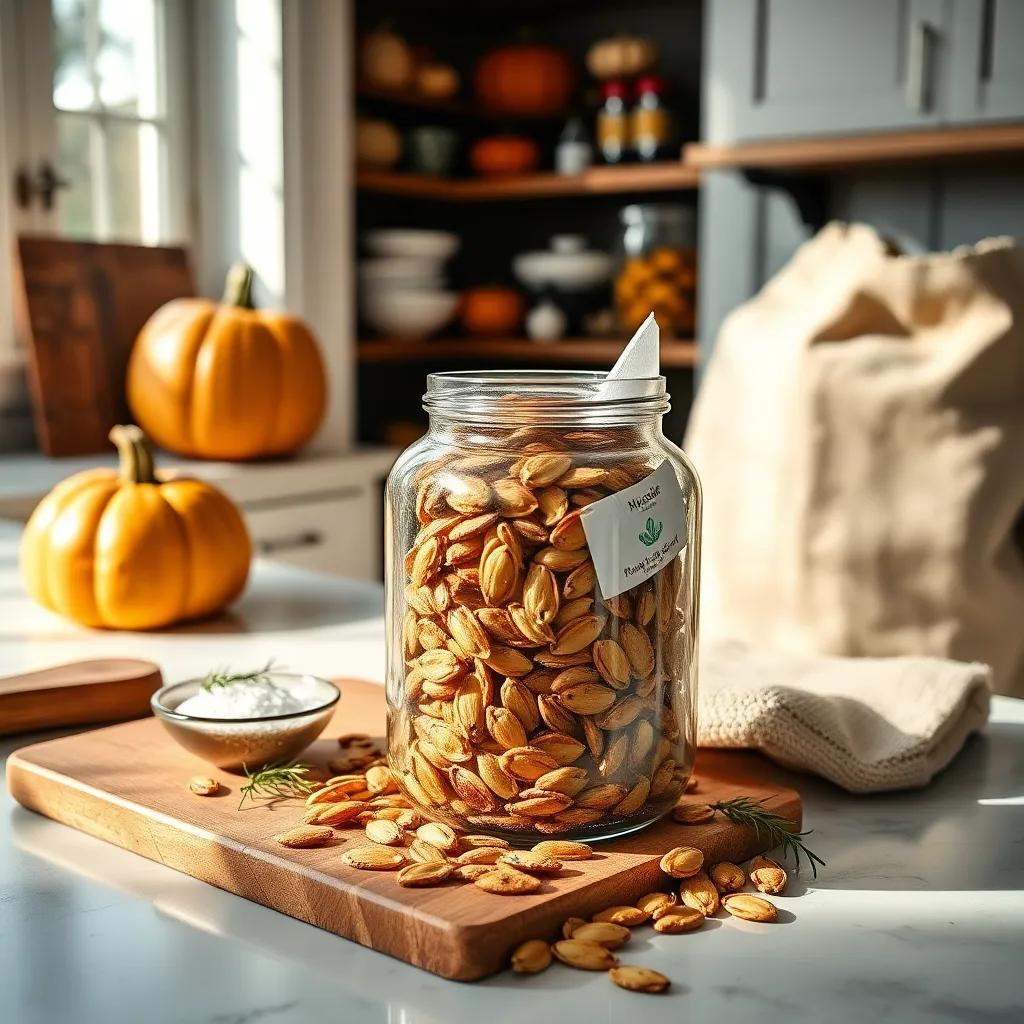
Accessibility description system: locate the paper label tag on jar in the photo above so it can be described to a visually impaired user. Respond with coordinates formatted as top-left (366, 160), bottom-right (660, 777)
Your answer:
top-left (579, 459), bottom-right (686, 600)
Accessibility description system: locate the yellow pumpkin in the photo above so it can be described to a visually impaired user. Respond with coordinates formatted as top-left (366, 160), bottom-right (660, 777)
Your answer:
top-left (356, 116), bottom-right (401, 169)
top-left (416, 62), bottom-right (459, 100)
top-left (20, 425), bottom-right (251, 630)
top-left (359, 27), bottom-right (414, 92)
top-left (127, 263), bottom-right (327, 460)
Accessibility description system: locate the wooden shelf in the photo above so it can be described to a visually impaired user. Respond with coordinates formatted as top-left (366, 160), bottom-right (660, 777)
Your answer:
top-left (684, 123), bottom-right (1024, 173)
top-left (356, 163), bottom-right (700, 201)
top-left (357, 337), bottom-right (698, 368)
top-left (359, 126), bottom-right (1024, 201)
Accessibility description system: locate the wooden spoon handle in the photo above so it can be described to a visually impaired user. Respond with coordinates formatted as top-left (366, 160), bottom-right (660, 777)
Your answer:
top-left (0, 658), bottom-right (163, 736)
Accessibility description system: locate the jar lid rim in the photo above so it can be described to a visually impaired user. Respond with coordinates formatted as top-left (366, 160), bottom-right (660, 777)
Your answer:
top-left (424, 370), bottom-right (669, 424)
top-left (620, 202), bottom-right (692, 223)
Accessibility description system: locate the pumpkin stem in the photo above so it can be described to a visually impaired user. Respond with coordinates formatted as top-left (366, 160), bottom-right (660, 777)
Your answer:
top-left (222, 262), bottom-right (256, 309)
top-left (109, 425), bottom-right (156, 485)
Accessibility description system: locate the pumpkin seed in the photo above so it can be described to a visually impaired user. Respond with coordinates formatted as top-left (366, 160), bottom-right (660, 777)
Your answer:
top-left (659, 846), bottom-right (704, 879)
top-left (341, 845), bottom-right (406, 870)
top-left (396, 862), bottom-right (453, 887)
top-left (552, 939), bottom-right (617, 971)
top-left (510, 939), bottom-right (552, 974)
top-left (608, 966), bottom-right (670, 993)
top-left (722, 893), bottom-right (778, 922)
top-left (474, 868), bottom-right (543, 895)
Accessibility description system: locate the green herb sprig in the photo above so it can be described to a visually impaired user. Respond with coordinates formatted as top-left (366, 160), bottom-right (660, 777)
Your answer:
top-left (710, 796), bottom-right (826, 877)
top-left (202, 658), bottom-right (277, 692)
top-left (238, 760), bottom-right (315, 809)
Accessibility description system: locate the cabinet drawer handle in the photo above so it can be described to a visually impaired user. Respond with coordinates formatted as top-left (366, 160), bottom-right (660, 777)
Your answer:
top-left (257, 530), bottom-right (323, 555)
top-left (906, 19), bottom-right (938, 113)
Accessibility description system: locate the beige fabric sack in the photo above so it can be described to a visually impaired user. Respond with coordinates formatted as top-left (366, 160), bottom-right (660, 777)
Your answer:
top-left (686, 223), bottom-right (1024, 696)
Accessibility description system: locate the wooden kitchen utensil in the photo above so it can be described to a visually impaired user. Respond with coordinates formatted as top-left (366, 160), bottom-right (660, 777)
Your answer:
top-left (0, 658), bottom-right (163, 736)
top-left (8, 677), bottom-right (802, 981)
top-left (13, 235), bottom-right (194, 455)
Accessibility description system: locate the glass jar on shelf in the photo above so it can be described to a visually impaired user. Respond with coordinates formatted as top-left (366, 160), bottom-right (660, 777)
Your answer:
top-left (385, 370), bottom-right (702, 844)
top-left (615, 203), bottom-right (697, 339)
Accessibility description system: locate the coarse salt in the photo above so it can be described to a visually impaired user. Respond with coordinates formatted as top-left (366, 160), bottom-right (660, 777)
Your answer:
top-left (176, 676), bottom-right (327, 720)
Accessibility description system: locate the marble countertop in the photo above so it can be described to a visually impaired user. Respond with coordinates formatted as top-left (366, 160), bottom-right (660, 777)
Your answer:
top-left (2, 520), bottom-right (1023, 1023)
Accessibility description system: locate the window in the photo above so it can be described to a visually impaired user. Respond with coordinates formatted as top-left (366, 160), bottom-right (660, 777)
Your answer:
top-left (0, 0), bottom-right (190, 362)
top-left (51, 0), bottom-right (185, 243)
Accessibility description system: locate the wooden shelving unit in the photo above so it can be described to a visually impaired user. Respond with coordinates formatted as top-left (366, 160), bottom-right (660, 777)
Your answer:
top-left (356, 163), bottom-right (700, 201)
top-left (357, 337), bottom-right (698, 368)
top-left (684, 123), bottom-right (1024, 173)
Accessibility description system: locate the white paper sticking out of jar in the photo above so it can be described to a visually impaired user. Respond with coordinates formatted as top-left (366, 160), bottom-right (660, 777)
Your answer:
top-left (596, 311), bottom-right (660, 401)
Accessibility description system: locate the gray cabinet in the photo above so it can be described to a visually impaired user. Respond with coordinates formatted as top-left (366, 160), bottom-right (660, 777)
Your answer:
top-left (705, 0), bottom-right (949, 142)
top-left (697, 170), bottom-right (809, 356)
top-left (698, 0), bottom-right (1024, 361)
top-left (949, 0), bottom-right (1024, 122)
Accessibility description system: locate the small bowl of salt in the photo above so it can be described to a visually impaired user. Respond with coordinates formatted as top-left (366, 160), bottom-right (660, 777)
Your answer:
top-left (151, 667), bottom-right (339, 770)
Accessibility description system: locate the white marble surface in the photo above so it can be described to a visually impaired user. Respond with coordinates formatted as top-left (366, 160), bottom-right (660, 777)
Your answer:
top-left (2, 520), bottom-right (1023, 1023)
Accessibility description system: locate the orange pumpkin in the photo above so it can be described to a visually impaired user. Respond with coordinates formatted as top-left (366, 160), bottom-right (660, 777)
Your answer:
top-left (475, 43), bottom-right (575, 117)
top-left (127, 263), bottom-right (327, 460)
top-left (470, 135), bottom-right (540, 177)
top-left (20, 425), bottom-right (251, 630)
top-left (460, 287), bottom-right (525, 336)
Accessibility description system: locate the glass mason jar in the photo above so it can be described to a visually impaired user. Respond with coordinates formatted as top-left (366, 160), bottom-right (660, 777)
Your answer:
top-left (385, 371), bottom-right (701, 844)
top-left (615, 203), bottom-right (697, 339)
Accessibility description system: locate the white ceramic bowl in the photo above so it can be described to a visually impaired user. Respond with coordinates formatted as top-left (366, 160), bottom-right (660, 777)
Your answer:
top-left (364, 229), bottom-right (460, 261)
top-left (363, 289), bottom-right (459, 339)
top-left (359, 257), bottom-right (445, 290)
top-left (513, 248), bottom-right (612, 292)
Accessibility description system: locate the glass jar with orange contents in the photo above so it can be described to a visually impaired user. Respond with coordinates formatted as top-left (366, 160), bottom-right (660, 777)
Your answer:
top-left (384, 371), bottom-right (702, 844)
top-left (614, 204), bottom-right (696, 339)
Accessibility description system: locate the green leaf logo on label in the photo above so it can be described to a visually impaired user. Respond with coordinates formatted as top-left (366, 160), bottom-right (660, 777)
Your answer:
top-left (639, 516), bottom-right (663, 547)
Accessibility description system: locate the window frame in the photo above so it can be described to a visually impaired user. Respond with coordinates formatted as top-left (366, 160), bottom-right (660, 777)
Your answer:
top-left (0, 0), bottom-right (193, 363)
top-left (50, 0), bottom-right (191, 244)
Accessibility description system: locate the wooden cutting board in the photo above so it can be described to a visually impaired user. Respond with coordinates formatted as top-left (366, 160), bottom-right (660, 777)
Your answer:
top-left (8, 678), bottom-right (801, 981)
top-left (14, 235), bottom-right (194, 455)
top-left (0, 658), bottom-right (163, 736)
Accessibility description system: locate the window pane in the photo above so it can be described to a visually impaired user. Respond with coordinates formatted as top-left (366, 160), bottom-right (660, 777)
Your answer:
top-left (107, 121), bottom-right (143, 239)
top-left (50, 0), bottom-right (174, 243)
top-left (53, 0), bottom-right (93, 111)
top-left (55, 114), bottom-right (96, 237)
top-left (97, 0), bottom-right (160, 117)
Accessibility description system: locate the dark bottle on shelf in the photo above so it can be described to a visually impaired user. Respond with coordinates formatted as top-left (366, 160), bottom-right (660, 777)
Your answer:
top-left (596, 80), bottom-right (631, 164)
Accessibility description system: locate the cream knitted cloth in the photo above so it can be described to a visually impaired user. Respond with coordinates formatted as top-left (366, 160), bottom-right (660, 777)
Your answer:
top-left (698, 642), bottom-right (992, 793)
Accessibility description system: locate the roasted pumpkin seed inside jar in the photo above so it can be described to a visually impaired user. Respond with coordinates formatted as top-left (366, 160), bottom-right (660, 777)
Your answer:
top-left (384, 370), bottom-right (702, 843)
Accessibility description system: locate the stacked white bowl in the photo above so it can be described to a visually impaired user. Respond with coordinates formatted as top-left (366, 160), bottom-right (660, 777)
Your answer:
top-left (361, 230), bottom-right (460, 340)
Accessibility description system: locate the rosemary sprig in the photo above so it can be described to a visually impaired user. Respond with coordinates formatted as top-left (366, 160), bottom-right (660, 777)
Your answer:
top-left (238, 760), bottom-right (315, 809)
top-left (202, 658), bottom-right (277, 692)
top-left (711, 796), bottom-right (826, 878)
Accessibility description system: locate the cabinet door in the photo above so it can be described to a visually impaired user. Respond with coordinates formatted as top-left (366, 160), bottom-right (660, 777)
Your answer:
top-left (948, 0), bottom-right (1024, 122)
top-left (705, 0), bottom-right (949, 142)
top-left (244, 492), bottom-right (380, 580)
